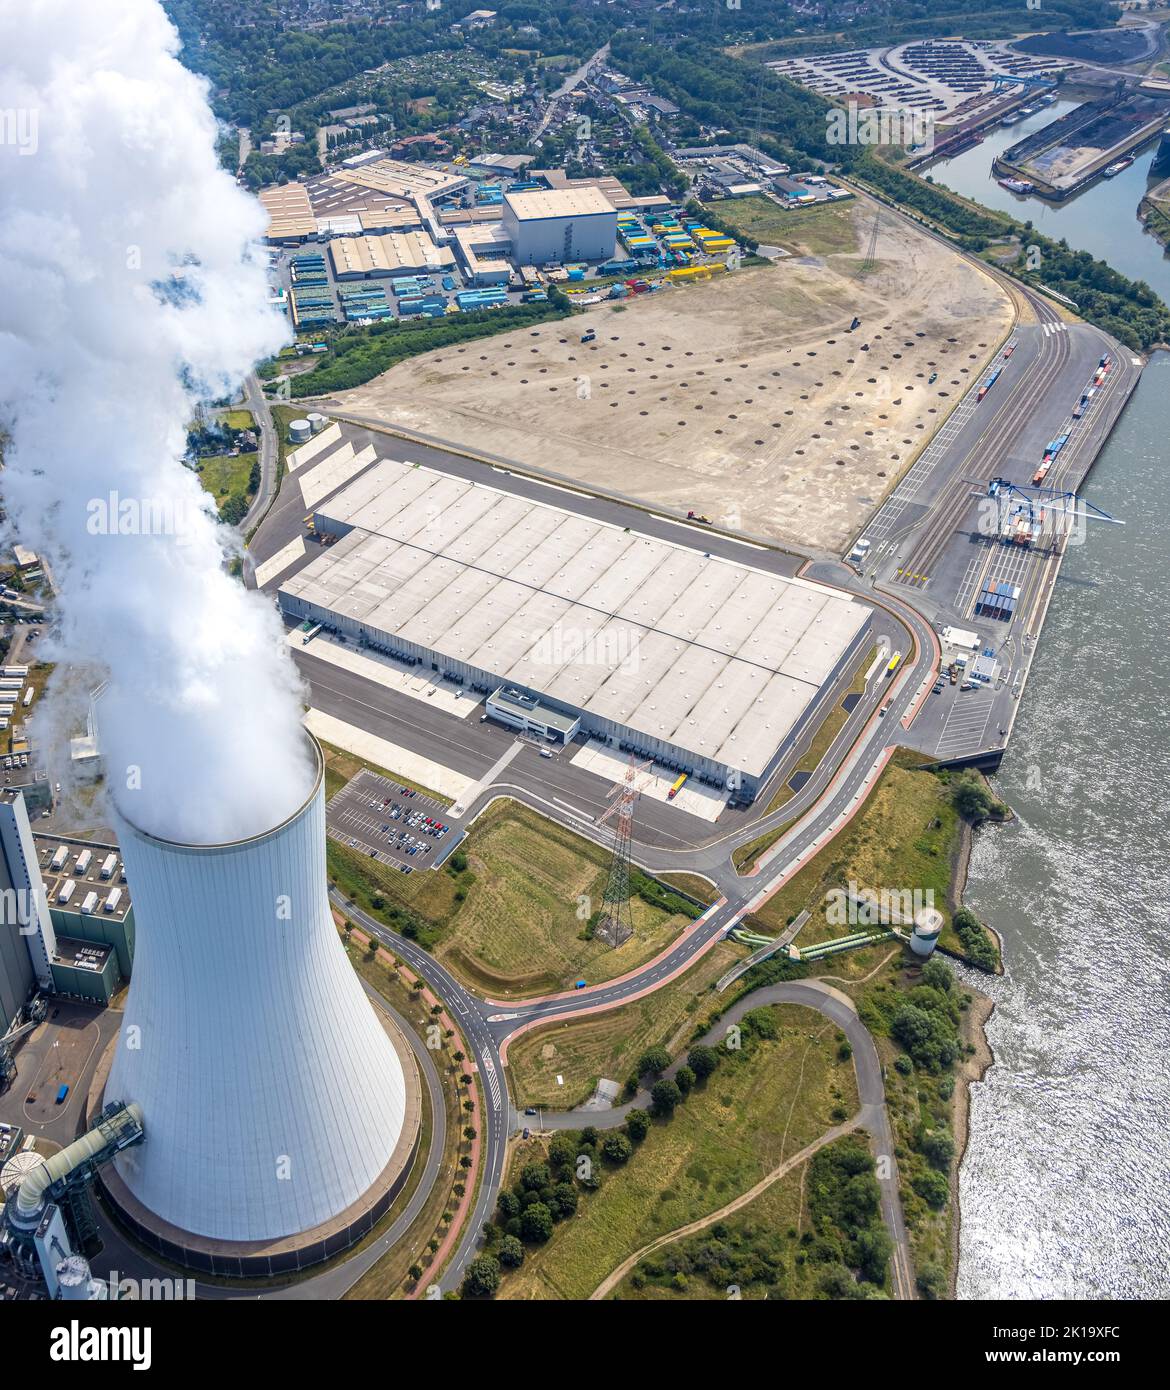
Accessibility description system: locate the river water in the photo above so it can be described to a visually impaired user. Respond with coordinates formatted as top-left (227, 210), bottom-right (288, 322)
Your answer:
top-left (923, 116), bottom-right (1170, 1298)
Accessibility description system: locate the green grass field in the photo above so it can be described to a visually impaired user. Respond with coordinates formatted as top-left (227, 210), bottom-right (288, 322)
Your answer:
top-left (499, 1003), bottom-right (856, 1300)
top-left (744, 752), bottom-right (964, 956)
top-left (327, 791), bottom-right (697, 998)
top-left (196, 452), bottom-right (257, 511)
top-left (713, 194), bottom-right (860, 257)
top-left (506, 942), bottom-right (742, 1108)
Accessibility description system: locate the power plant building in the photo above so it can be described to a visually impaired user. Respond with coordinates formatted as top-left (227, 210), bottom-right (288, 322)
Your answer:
top-left (278, 459), bottom-right (874, 802)
top-left (501, 186), bottom-right (617, 265)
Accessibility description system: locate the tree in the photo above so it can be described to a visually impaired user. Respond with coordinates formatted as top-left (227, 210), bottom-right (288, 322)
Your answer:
top-left (919, 1129), bottom-right (955, 1172)
top-left (550, 1182), bottom-right (578, 1219)
top-left (498, 1235), bottom-right (524, 1269)
top-left (520, 1202), bottom-right (554, 1244)
top-left (855, 1227), bottom-right (892, 1285)
top-left (602, 1133), bottom-right (632, 1165)
top-left (687, 1044), bottom-right (718, 1080)
top-left (496, 1190), bottom-right (519, 1221)
top-left (912, 1170), bottom-right (949, 1210)
top-left (408, 1263), bottom-right (423, 1283)
top-left (547, 1133), bottom-right (575, 1170)
top-left (625, 1109), bottom-right (650, 1143)
top-left (651, 1078), bottom-right (681, 1116)
top-left (675, 1064), bottom-right (696, 1096)
top-left (636, 1045), bottom-right (671, 1077)
top-left (461, 1254), bottom-right (500, 1298)
top-left (917, 1263), bottom-right (947, 1300)
top-left (921, 957), bottom-right (953, 993)
top-left (520, 1162), bottom-right (550, 1192)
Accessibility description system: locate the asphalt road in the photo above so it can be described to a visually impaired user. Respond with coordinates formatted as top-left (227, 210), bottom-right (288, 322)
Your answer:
top-left (239, 373), bottom-right (279, 537)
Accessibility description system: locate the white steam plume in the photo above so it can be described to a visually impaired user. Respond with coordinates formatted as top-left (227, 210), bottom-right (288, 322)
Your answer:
top-left (0, 0), bottom-right (315, 843)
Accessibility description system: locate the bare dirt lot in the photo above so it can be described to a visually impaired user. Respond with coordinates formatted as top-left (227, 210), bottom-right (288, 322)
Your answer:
top-left (335, 198), bottom-right (1013, 553)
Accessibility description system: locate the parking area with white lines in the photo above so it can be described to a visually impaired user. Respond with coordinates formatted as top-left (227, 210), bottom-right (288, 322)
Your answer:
top-left (933, 689), bottom-right (997, 758)
top-left (327, 767), bottom-right (463, 874)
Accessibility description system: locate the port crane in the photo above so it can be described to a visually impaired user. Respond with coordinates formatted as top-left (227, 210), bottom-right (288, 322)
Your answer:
top-left (975, 477), bottom-right (1123, 550)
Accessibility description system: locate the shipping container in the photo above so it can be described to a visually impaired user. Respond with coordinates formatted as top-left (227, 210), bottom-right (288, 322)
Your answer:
top-left (104, 888), bottom-right (124, 913)
top-left (100, 853), bottom-right (118, 880)
top-left (75, 849), bottom-right (93, 874)
top-left (80, 891), bottom-right (98, 915)
top-left (50, 845), bottom-right (68, 871)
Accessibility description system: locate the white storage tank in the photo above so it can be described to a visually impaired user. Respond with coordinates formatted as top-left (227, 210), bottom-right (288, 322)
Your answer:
top-left (288, 418), bottom-right (312, 445)
top-left (910, 906), bottom-right (944, 959)
top-left (307, 412), bottom-right (328, 434)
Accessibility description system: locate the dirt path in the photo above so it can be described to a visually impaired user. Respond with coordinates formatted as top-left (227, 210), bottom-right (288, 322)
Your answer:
top-left (590, 1116), bottom-right (860, 1300)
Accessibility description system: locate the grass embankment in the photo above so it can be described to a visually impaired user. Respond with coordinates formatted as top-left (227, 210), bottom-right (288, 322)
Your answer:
top-left (737, 751), bottom-right (1000, 978)
top-left (732, 646), bottom-right (877, 873)
top-left (337, 934), bottom-right (478, 1301)
top-left (506, 942), bottom-right (741, 1108)
top-left (327, 791), bottom-right (699, 999)
top-left (654, 872), bottom-right (720, 907)
top-left (337, 939), bottom-right (466, 1300)
top-left (497, 1003), bottom-right (855, 1300)
top-left (711, 194), bottom-right (860, 258)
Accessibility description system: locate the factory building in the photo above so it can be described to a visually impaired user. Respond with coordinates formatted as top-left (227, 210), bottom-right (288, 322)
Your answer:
top-left (278, 458), bottom-right (874, 803)
top-left (327, 230), bottom-right (455, 281)
top-left (501, 186), bottom-right (617, 266)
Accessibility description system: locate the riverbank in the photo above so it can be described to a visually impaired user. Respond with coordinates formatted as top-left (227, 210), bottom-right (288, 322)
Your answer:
top-left (949, 987), bottom-right (995, 1299)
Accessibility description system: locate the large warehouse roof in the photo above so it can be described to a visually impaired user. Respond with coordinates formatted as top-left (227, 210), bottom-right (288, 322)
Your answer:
top-left (280, 460), bottom-right (871, 778)
top-left (504, 186), bottom-right (616, 221)
top-left (328, 230), bottom-right (455, 277)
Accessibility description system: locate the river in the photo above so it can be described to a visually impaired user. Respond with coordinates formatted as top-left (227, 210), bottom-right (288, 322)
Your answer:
top-left (920, 100), bottom-right (1170, 1300)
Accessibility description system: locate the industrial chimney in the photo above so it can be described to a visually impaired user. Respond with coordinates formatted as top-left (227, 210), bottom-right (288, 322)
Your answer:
top-left (102, 736), bottom-right (415, 1272)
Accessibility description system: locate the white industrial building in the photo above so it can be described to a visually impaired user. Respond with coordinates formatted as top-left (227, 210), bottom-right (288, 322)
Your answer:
top-left (501, 186), bottom-right (617, 265)
top-left (278, 459), bottom-right (873, 802)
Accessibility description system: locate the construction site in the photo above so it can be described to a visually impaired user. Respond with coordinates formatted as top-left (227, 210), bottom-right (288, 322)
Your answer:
top-left (330, 198), bottom-right (1013, 554)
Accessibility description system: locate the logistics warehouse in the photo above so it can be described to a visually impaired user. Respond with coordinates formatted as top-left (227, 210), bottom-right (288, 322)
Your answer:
top-left (278, 459), bottom-right (873, 803)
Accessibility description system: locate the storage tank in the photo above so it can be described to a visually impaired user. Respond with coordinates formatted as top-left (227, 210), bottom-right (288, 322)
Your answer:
top-left (56, 1254), bottom-right (107, 1300)
top-left (288, 418), bottom-right (312, 446)
top-left (104, 736), bottom-right (407, 1246)
top-left (0, 1150), bottom-right (43, 1202)
top-left (306, 412), bottom-right (328, 435)
top-left (910, 906), bottom-right (944, 959)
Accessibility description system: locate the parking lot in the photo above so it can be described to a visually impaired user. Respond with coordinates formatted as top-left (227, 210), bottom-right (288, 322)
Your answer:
top-left (326, 767), bottom-right (464, 874)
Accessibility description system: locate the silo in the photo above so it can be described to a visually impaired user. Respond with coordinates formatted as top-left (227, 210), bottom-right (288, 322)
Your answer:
top-left (287, 418), bottom-right (312, 445)
top-left (910, 905), bottom-right (944, 959)
top-left (103, 736), bottom-right (410, 1261)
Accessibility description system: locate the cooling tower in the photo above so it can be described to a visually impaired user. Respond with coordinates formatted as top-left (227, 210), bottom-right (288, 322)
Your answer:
top-left (102, 736), bottom-right (414, 1267)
